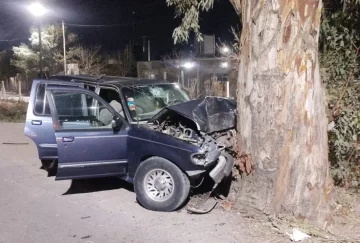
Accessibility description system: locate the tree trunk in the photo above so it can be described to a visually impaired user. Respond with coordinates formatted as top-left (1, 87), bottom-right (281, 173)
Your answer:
top-left (232, 0), bottom-right (333, 228)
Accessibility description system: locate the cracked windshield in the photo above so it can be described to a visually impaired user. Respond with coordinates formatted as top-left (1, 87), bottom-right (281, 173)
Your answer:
top-left (121, 83), bottom-right (190, 121)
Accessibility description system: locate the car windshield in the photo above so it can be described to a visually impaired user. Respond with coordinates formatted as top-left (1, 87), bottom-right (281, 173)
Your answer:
top-left (121, 83), bottom-right (190, 121)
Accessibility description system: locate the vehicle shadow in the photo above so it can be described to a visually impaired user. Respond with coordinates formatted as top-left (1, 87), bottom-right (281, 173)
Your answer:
top-left (190, 173), bottom-right (233, 197)
top-left (39, 165), bottom-right (57, 177)
top-left (62, 177), bottom-right (134, 195)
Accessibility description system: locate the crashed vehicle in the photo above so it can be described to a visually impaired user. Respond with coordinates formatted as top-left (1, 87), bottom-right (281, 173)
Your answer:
top-left (24, 75), bottom-right (236, 212)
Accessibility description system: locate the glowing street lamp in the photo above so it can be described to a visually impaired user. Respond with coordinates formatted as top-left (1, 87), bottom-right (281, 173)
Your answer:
top-left (28, 2), bottom-right (47, 17)
top-left (220, 62), bottom-right (229, 68)
top-left (182, 61), bottom-right (196, 69)
top-left (221, 46), bottom-right (230, 54)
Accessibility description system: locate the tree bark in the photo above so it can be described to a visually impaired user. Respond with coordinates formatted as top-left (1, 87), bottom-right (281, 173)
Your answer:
top-left (232, 0), bottom-right (333, 228)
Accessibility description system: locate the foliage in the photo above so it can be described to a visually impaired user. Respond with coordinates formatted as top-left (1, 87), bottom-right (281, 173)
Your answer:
top-left (203, 77), bottom-right (226, 97)
top-left (115, 44), bottom-right (135, 76)
top-left (183, 78), bottom-right (198, 99)
top-left (166, 0), bottom-right (214, 43)
top-left (161, 49), bottom-right (189, 81)
top-left (106, 44), bottom-right (135, 77)
top-left (11, 24), bottom-right (78, 75)
top-left (67, 45), bottom-right (105, 75)
top-left (12, 43), bottom-right (39, 73)
top-left (0, 50), bottom-right (17, 80)
top-left (320, 2), bottom-right (360, 188)
top-left (0, 101), bottom-right (27, 122)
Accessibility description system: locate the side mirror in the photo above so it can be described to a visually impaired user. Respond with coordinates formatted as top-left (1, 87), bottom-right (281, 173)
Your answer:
top-left (111, 116), bottom-right (123, 131)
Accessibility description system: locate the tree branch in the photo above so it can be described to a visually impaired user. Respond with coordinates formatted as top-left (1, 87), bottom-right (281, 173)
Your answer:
top-left (229, 0), bottom-right (241, 16)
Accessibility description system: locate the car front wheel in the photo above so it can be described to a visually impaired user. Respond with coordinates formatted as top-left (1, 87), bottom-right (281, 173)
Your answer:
top-left (134, 157), bottom-right (190, 212)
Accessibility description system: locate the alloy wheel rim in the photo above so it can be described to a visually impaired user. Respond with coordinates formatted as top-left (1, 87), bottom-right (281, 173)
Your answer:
top-left (143, 169), bottom-right (174, 202)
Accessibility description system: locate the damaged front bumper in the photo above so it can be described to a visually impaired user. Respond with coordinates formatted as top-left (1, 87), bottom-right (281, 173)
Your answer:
top-left (189, 151), bottom-right (234, 185)
top-left (209, 153), bottom-right (233, 185)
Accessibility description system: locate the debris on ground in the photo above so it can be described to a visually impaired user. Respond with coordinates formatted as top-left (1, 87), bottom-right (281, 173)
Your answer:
top-left (286, 228), bottom-right (311, 242)
top-left (81, 235), bottom-right (92, 239)
top-left (186, 192), bottom-right (218, 214)
top-left (219, 200), bottom-right (233, 212)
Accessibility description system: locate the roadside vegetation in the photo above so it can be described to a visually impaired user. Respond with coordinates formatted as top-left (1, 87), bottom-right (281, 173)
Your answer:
top-left (0, 100), bottom-right (27, 122)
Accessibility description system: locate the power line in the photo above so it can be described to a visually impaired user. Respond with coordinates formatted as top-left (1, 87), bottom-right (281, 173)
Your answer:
top-left (66, 23), bottom-right (127, 27)
top-left (65, 18), bottom-right (159, 28)
top-left (0, 37), bottom-right (28, 42)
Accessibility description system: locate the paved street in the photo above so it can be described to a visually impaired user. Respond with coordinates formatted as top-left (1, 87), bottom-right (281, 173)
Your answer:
top-left (0, 123), bottom-right (254, 243)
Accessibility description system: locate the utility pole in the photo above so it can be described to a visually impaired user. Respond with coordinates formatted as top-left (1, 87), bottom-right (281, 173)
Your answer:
top-left (62, 20), bottom-right (67, 74)
top-left (38, 22), bottom-right (43, 77)
top-left (141, 36), bottom-right (147, 53)
top-left (148, 40), bottom-right (151, 61)
top-left (181, 69), bottom-right (184, 86)
top-left (197, 61), bottom-right (201, 97)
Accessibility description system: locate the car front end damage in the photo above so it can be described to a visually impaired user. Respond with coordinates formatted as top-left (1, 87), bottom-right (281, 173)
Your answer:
top-left (148, 96), bottom-right (237, 190)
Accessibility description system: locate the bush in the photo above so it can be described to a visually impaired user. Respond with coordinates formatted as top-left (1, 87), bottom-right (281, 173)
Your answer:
top-left (320, 7), bottom-right (360, 188)
top-left (0, 100), bottom-right (27, 122)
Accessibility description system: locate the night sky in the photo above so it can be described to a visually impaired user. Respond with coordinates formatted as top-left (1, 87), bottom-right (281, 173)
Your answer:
top-left (1, 0), bottom-right (239, 59)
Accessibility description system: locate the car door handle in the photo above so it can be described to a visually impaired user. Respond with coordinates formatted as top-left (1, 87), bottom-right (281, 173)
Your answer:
top-left (31, 120), bottom-right (42, 125)
top-left (62, 137), bottom-right (74, 142)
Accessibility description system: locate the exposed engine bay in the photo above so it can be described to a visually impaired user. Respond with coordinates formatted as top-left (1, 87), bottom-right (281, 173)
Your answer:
top-left (149, 111), bottom-right (236, 163)
top-left (148, 97), bottom-right (237, 171)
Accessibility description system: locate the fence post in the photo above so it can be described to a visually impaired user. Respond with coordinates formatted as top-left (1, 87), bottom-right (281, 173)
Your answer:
top-left (226, 81), bottom-right (230, 98)
top-left (18, 80), bottom-right (22, 101)
top-left (1, 81), bottom-right (5, 99)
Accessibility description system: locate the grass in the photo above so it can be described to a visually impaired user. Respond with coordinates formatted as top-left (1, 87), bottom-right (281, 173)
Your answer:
top-left (0, 100), bottom-right (27, 122)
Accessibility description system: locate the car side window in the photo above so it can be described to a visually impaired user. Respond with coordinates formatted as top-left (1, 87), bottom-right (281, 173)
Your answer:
top-left (51, 91), bottom-right (114, 130)
top-left (34, 84), bottom-right (51, 116)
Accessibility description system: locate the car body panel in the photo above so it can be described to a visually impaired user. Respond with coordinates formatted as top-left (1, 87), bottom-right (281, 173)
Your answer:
top-left (126, 124), bottom-right (203, 177)
top-left (44, 85), bottom-right (129, 180)
top-left (24, 80), bottom-right (85, 160)
top-left (54, 130), bottom-right (128, 180)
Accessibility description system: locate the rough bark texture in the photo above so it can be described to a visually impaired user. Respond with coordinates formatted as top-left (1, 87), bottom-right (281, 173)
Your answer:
top-left (232, 0), bottom-right (333, 228)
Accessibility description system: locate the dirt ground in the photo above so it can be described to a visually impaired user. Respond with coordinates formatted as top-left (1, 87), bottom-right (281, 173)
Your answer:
top-left (0, 122), bottom-right (359, 243)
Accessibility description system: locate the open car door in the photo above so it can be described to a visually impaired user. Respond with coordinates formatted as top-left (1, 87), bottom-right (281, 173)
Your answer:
top-left (24, 80), bottom-right (89, 161)
top-left (45, 85), bottom-right (128, 180)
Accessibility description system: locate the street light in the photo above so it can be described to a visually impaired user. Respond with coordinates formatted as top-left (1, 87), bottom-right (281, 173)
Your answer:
top-left (221, 46), bottom-right (230, 54)
top-left (182, 61), bottom-right (196, 69)
top-left (220, 62), bottom-right (229, 68)
top-left (28, 2), bottom-right (67, 75)
top-left (28, 2), bottom-right (47, 17)
top-left (28, 2), bottom-right (47, 76)
top-left (178, 61), bottom-right (196, 86)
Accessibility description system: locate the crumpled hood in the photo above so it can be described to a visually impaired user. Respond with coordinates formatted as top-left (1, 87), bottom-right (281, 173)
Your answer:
top-left (149, 96), bottom-right (237, 134)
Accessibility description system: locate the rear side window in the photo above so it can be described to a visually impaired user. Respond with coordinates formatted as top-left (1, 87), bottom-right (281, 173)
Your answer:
top-left (34, 84), bottom-right (51, 116)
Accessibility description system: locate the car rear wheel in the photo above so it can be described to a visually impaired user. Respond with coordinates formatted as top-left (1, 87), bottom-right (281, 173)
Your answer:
top-left (41, 159), bottom-right (57, 176)
top-left (134, 157), bottom-right (190, 212)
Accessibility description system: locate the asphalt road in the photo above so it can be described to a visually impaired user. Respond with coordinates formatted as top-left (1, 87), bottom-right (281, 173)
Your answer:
top-left (0, 123), bottom-right (249, 243)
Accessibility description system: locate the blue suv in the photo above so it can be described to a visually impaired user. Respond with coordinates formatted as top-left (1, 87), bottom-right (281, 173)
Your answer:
top-left (24, 75), bottom-right (236, 212)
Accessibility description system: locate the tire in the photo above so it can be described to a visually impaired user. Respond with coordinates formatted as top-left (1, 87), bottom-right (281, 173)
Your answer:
top-left (41, 159), bottom-right (57, 176)
top-left (134, 157), bottom-right (190, 212)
